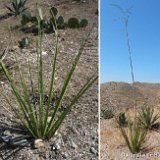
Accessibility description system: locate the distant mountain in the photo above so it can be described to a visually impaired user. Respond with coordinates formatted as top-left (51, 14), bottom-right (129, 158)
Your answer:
top-left (101, 82), bottom-right (160, 112)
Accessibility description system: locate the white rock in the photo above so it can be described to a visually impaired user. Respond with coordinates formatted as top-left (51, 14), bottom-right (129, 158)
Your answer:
top-left (42, 51), bottom-right (47, 56)
top-left (34, 139), bottom-right (45, 149)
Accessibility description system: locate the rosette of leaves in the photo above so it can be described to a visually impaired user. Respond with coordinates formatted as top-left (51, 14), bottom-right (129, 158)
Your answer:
top-left (0, 9), bottom-right (98, 139)
top-left (138, 105), bottom-right (159, 130)
top-left (101, 108), bottom-right (114, 119)
top-left (18, 37), bottom-right (30, 48)
top-left (6, 0), bottom-right (28, 16)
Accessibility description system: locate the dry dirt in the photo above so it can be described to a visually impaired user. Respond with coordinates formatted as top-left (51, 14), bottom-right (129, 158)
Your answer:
top-left (100, 82), bottom-right (160, 160)
top-left (0, 0), bottom-right (98, 159)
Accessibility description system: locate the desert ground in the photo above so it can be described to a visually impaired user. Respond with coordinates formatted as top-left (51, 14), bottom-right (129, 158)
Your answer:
top-left (0, 0), bottom-right (98, 159)
top-left (101, 82), bottom-right (160, 160)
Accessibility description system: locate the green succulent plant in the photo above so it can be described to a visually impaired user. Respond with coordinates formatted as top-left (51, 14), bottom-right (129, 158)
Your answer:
top-left (18, 37), bottom-right (30, 48)
top-left (101, 108), bottom-right (114, 119)
top-left (79, 19), bottom-right (88, 28)
top-left (50, 6), bottom-right (58, 16)
top-left (68, 17), bottom-right (79, 28)
top-left (138, 105), bottom-right (159, 130)
top-left (21, 11), bottom-right (32, 25)
top-left (0, 10), bottom-right (97, 139)
top-left (6, 0), bottom-right (28, 16)
top-left (119, 119), bottom-right (147, 154)
top-left (57, 16), bottom-right (65, 29)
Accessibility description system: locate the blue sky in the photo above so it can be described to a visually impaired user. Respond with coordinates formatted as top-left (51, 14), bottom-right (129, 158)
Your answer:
top-left (100, 0), bottom-right (160, 83)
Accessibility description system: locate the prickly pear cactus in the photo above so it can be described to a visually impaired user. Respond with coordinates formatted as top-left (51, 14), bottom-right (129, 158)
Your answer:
top-left (79, 19), bottom-right (88, 28)
top-left (68, 17), bottom-right (79, 28)
top-left (50, 6), bottom-right (58, 16)
top-left (57, 16), bottom-right (64, 29)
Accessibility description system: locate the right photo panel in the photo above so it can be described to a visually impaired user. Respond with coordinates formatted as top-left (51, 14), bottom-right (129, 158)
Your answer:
top-left (100, 0), bottom-right (160, 159)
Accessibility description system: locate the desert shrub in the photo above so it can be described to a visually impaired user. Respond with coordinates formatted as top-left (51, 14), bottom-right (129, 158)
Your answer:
top-left (18, 37), bottom-right (30, 48)
top-left (101, 108), bottom-right (114, 119)
top-left (5, 0), bottom-right (28, 16)
top-left (138, 105), bottom-right (159, 130)
top-left (0, 11), bottom-right (97, 139)
top-left (119, 119), bottom-right (147, 154)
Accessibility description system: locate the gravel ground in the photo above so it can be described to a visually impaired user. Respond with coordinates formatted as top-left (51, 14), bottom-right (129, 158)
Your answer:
top-left (0, 0), bottom-right (99, 159)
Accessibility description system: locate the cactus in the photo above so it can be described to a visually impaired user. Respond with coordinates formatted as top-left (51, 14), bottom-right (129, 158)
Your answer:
top-left (50, 6), bottom-right (58, 16)
top-left (18, 37), bottom-right (30, 48)
top-left (68, 17), bottom-right (79, 28)
top-left (79, 19), bottom-right (88, 28)
top-left (57, 16), bottom-right (65, 29)
top-left (5, 0), bottom-right (28, 16)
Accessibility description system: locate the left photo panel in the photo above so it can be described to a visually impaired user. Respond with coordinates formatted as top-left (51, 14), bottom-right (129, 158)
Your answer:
top-left (0, 0), bottom-right (99, 159)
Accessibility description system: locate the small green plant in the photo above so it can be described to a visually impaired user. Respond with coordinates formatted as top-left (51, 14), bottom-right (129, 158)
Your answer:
top-left (138, 105), bottom-right (159, 130)
top-left (0, 11), bottom-right (97, 139)
top-left (101, 108), bottom-right (114, 119)
top-left (18, 37), bottom-right (30, 48)
top-left (6, 0), bottom-right (28, 16)
top-left (117, 112), bottom-right (127, 127)
top-left (50, 7), bottom-right (65, 30)
top-left (79, 19), bottom-right (88, 28)
top-left (119, 119), bottom-right (147, 154)
top-left (57, 16), bottom-right (65, 29)
top-left (21, 11), bottom-right (33, 25)
top-left (68, 17), bottom-right (79, 28)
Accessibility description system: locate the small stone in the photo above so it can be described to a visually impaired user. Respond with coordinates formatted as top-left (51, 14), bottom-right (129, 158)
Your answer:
top-left (90, 147), bottom-right (97, 155)
top-left (47, 116), bottom-right (52, 123)
top-left (0, 81), bottom-right (4, 85)
top-left (62, 152), bottom-right (69, 159)
top-left (42, 51), bottom-right (47, 56)
top-left (71, 141), bottom-right (77, 149)
top-left (52, 137), bottom-right (63, 150)
top-left (3, 130), bottom-right (12, 136)
top-left (34, 139), bottom-right (45, 149)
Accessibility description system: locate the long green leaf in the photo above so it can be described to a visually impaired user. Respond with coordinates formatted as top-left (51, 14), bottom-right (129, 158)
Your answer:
top-left (47, 74), bottom-right (98, 138)
top-left (43, 33), bottom-right (59, 136)
top-left (14, 54), bottom-right (39, 136)
top-left (46, 29), bottom-right (92, 134)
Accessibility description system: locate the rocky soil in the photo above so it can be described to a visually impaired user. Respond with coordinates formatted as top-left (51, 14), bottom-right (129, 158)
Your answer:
top-left (0, 0), bottom-right (98, 159)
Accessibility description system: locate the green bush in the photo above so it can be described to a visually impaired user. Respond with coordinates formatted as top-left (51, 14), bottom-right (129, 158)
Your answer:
top-left (119, 119), bottom-right (147, 154)
top-left (0, 16), bottom-right (97, 139)
top-left (138, 105), bottom-right (159, 130)
top-left (6, 0), bottom-right (28, 16)
top-left (101, 108), bottom-right (114, 119)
